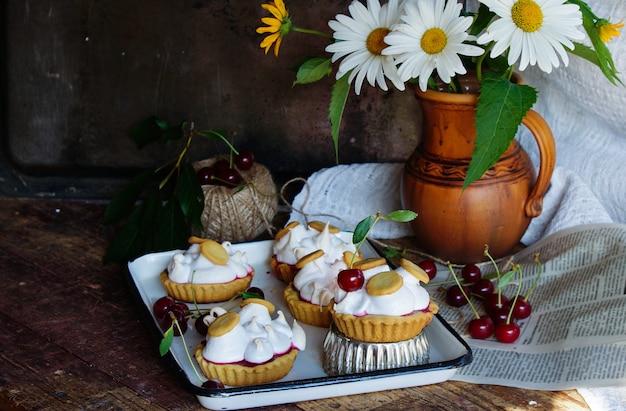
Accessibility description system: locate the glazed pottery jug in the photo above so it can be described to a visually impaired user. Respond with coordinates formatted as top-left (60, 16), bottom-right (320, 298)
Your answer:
top-left (401, 77), bottom-right (556, 264)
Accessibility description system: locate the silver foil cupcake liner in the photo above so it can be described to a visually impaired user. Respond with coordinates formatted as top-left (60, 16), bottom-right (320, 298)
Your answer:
top-left (322, 324), bottom-right (430, 375)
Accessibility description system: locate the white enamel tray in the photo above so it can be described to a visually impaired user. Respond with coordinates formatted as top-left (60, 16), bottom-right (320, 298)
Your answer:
top-left (126, 236), bottom-right (472, 410)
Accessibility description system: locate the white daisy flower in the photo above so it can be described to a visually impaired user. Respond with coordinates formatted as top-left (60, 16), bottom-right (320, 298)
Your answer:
top-left (382, 0), bottom-right (483, 91)
top-left (325, 0), bottom-right (405, 95)
top-left (477, 0), bottom-right (585, 73)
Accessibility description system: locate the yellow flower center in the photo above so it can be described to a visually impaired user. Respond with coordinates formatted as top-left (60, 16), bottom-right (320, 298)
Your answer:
top-left (511, 0), bottom-right (543, 33)
top-left (421, 28), bottom-right (447, 55)
top-left (366, 27), bottom-right (391, 55)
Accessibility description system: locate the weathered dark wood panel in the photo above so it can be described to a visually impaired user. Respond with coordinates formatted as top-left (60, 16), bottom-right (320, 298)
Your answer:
top-left (1, 0), bottom-right (419, 198)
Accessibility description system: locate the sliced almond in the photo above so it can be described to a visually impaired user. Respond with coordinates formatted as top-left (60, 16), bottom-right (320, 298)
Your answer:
top-left (366, 271), bottom-right (404, 296)
top-left (208, 311), bottom-right (240, 337)
top-left (275, 221), bottom-right (300, 241)
top-left (199, 239), bottom-right (229, 265)
top-left (308, 221), bottom-right (340, 233)
top-left (295, 249), bottom-right (324, 269)
top-left (353, 257), bottom-right (387, 271)
top-left (400, 258), bottom-right (431, 284)
top-left (240, 297), bottom-right (275, 314)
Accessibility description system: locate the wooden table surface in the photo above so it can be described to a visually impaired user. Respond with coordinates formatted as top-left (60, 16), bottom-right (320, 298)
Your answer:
top-left (0, 198), bottom-right (591, 410)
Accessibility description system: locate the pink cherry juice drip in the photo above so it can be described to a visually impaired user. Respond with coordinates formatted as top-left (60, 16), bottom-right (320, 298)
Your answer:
top-left (204, 348), bottom-right (295, 367)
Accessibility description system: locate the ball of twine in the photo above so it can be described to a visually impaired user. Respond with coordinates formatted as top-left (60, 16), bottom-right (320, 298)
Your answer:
top-left (192, 157), bottom-right (278, 243)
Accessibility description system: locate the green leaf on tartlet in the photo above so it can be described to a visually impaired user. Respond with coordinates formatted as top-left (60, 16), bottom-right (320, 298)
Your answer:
top-left (353, 215), bottom-right (374, 245)
top-left (385, 209), bottom-right (418, 223)
top-left (350, 210), bottom-right (418, 266)
top-left (465, 72), bottom-right (537, 188)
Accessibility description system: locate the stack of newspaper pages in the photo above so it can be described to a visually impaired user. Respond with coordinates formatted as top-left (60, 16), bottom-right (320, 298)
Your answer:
top-left (428, 224), bottom-right (626, 395)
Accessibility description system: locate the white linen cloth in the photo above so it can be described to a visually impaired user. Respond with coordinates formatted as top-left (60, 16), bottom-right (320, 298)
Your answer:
top-left (287, 163), bottom-right (612, 243)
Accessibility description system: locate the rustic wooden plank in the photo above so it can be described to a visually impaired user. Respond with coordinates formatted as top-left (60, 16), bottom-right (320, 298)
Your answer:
top-left (0, 199), bottom-right (593, 410)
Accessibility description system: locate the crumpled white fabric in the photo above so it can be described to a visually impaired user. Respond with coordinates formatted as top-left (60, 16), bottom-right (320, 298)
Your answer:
top-left (287, 163), bottom-right (612, 244)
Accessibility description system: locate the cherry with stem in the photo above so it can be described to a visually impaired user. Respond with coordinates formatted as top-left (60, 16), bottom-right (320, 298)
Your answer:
top-left (446, 262), bottom-right (493, 339)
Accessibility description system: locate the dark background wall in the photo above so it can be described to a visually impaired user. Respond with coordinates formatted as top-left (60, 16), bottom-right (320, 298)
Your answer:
top-left (1, 0), bottom-right (421, 198)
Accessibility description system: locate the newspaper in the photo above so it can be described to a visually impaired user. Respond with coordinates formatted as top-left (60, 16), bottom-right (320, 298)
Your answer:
top-left (423, 223), bottom-right (626, 390)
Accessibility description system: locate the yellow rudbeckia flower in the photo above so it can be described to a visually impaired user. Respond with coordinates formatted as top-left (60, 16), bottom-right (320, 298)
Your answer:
top-left (257, 0), bottom-right (292, 57)
top-left (598, 19), bottom-right (624, 43)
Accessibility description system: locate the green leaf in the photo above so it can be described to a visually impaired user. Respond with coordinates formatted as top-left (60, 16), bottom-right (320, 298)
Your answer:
top-left (353, 215), bottom-right (374, 245)
top-left (103, 191), bottom-right (162, 264)
top-left (159, 326), bottom-right (174, 356)
top-left (382, 246), bottom-right (405, 259)
top-left (385, 210), bottom-right (418, 223)
top-left (155, 197), bottom-right (190, 252)
top-left (469, 4), bottom-right (495, 36)
top-left (130, 117), bottom-right (184, 148)
top-left (176, 163), bottom-right (205, 230)
top-left (293, 57), bottom-right (332, 85)
top-left (104, 169), bottom-right (154, 225)
top-left (578, 15), bottom-right (622, 85)
top-left (137, 190), bottom-right (162, 250)
top-left (465, 73), bottom-right (537, 188)
top-left (498, 268), bottom-right (517, 289)
top-left (329, 74), bottom-right (350, 163)
top-left (130, 116), bottom-right (168, 148)
top-left (102, 216), bottom-right (141, 264)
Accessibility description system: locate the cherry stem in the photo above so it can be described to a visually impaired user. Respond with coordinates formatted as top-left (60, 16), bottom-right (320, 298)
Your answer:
top-left (484, 245), bottom-right (503, 306)
top-left (446, 262), bottom-right (480, 319)
top-left (170, 313), bottom-right (204, 383)
top-left (350, 213), bottom-right (383, 267)
top-left (507, 264), bottom-right (523, 324)
top-left (524, 252), bottom-right (543, 302)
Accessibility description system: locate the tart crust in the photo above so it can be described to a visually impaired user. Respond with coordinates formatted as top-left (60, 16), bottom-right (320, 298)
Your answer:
top-left (159, 270), bottom-right (253, 303)
top-left (194, 344), bottom-right (299, 386)
top-left (269, 255), bottom-right (298, 283)
top-left (283, 283), bottom-right (332, 327)
top-left (329, 301), bottom-right (439, 343)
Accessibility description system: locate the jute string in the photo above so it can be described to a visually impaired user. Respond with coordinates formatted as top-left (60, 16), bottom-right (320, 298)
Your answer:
top-left (192, 158), bottom-right (278, 242)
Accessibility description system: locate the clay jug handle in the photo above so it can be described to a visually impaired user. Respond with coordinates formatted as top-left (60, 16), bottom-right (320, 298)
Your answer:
top-left (521, 109), bottom-right (556, 218)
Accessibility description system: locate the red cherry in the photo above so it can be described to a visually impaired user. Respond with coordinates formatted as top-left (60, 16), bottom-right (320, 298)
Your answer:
top-left (337, 268), bottom-right (365, 292)
top-left (197, 166), bottom-right (215, 185)
top-left (446, 285), bottom-right (470, 307)
top-left (494, 322), bottom-right (521, 343)
top-left (171, 302), bottom-right (189, 314)
top-left (195, 313), bottom-right (211, 336)
top-left (417, 260), bottom-right (437, 281)
top-left (468, 316), bottom-right (494, 339)
top-left (215, 168), bottom-right (241, 186)
top-left (471, 278), bottom-right (494, 297)
top-left (244, 286), bottom-right (265, 300)
top-left (152, 296), bottom-right (176, 319)
top-left (202, 378), bottom-right (225, 389)
top-left (213, 159), bottom-right (230, 172)
top-left (483, 293), bottom-right (509, 313)
top-left (461, 263), bottom-right (482, 283)
top-left (512, 298), bottom-right (532, 320)
top-left (161, 309), bottom-right (188, 336)
top-left (490, 305), bottom-right (512, 324)
top-left (235, 150), bottom-right (255, 171)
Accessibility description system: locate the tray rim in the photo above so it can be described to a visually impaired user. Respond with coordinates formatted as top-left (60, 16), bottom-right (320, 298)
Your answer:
top-left (124, 238), bottom-right (473, 400)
